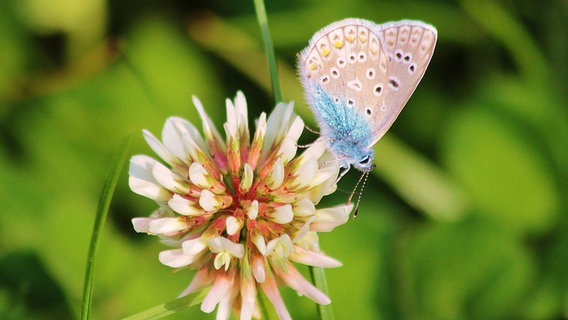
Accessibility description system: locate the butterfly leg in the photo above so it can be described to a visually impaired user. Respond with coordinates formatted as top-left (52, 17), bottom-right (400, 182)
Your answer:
top-left (335, 166), bottom-right (351, 184)
top-left (296, 142), bottom-right (313, 148)
top-left (303, 124), bottom-right (320, 135)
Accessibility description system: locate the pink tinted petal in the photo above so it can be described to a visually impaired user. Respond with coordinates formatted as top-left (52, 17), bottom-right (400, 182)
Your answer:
top-left (251, 255), bottom-right (266, 283)
top-left (158, 249), bottom-right (194, 268)
top-left (142, 129), bottom-right (179, 165)
top-left (182, 237), bottom-right (207, 255)
top-left (293, 139), bottom-right (327, 168)
top-left (247, 112), bottom-right (266, 169)
top-left (261, 102), bottom-right (294, 160)
top-left (227, 91), bottom-right (250, 144)
top-left (289, 246), bottom-right (342, 268)
top-left (266, 235), bottom-right (293, 259)
top-left (311, 204), bottom-right (352, 232)
top-left (224, 122), bottom-right (241, 174)
top-left (292, 198), bottom-right (316, 217)
top-left (285, 116), bottom-right (304, 143)
top-left (179, 268), bottom-right (214, 297)
top-left (151, 160), bottom-right (189, 194)
top-left (276, 263), bottom-right (331, 305)
top-left (271, 204), bottom-right (294, 224)
top-left (169, 116), bottom-right (208, 153)
top-left (309, 165), bottom-right (339, 188)
top-left (266, 158), bottom-right (284, 190)
top-left (162, 118), bottom-right (190, 161)
top-left (192, 96), bottom-right (227, 153)
top-left (129, 155), bottom-right (171, 202)
top-left (216, 283), bottom-right (238, 320)
top-left (201, 272), bottom-right (234, 313)
top-left (277, 137), bottom-right (298, 164)
top-left (131, 218), bottom-right (151, 233)
top-left (208, 237), bottom-right (244, 258)
top-left (168, 194), bottom-right (204, 216)
top-left (148, 217), bottom-right (187, 235)
top-left (200, 190), bottom-right (233, 212)
top-left (293, 217), bottom-right (316, 242)
top-left (260, 276), bottom-right (291, 320)
top-left (240, 275), bottom-right (257, 320)
top-left (252, 236), bottom-right (267, 256)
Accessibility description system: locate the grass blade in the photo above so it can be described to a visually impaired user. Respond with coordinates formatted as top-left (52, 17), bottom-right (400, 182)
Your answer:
top-left (80, 135), bottom-right (132, 320)
top-left (253, 0), bottom-right (283, 103)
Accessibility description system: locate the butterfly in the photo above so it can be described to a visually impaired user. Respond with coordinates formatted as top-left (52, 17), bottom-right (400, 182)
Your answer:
top-left (297, 18), bottom-right (437, 175)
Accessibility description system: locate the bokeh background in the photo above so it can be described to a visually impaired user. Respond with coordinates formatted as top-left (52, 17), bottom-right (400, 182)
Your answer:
top-left (1, 0), bottom-right (567, 319)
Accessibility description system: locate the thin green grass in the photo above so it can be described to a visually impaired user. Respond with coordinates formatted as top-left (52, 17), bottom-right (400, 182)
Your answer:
top-left (80, 135), bottom-right (132, 320)
top-left (253, 0), bottom-right (283, 103)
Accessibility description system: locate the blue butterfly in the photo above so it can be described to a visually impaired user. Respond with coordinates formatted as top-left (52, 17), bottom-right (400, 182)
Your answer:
top-left (298, 18), bottom-right (437, 174)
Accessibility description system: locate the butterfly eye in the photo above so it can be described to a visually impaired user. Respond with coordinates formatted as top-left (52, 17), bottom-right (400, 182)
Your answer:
top-left (359, 156), bottom-right (372, 166)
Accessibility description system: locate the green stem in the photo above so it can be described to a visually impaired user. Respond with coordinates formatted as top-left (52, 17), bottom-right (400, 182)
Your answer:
top-left (253, 1), bottom-right (333, 319)
top-left (80, 135), bottom-right (131, 320)
top-left (310, 266), bottom-right (335, 320)
top-left (253, 0), bottom-right (283, 104)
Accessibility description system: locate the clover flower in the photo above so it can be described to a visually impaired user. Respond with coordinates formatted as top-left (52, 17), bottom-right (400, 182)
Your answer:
top-left (129, 91), bottom-right (351, 319)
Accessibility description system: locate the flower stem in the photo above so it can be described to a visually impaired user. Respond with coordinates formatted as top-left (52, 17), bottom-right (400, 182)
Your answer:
top-left (253, 2), bottom-right (334, 319)
top-left (310, 266), bottom-right (335, 320)
top-left (80, 135), bottom-right (131, 320)
top-left (253, 0), bottom-right (283, 104)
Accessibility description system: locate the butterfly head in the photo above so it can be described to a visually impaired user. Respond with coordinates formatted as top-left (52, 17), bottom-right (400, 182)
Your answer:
top-left (352, 152), bottom-right (374, 172)
top-left (330, 133), bottom-right (375, 172)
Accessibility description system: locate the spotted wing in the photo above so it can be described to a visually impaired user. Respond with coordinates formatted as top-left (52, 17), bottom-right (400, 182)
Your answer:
top-left (297, 18), bottom-right (388, 142)
top-left (370, 20), bottom-right (437, 145)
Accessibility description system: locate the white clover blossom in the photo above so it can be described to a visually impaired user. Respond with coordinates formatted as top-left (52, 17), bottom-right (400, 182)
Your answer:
top-left (129, 91), bottom-right (351, 320)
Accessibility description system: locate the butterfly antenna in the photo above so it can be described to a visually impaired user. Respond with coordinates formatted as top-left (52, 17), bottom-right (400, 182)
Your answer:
top-left (352, 171), bottom-right (370, 219)
top-left (348, 170), bottom-right (366, 205)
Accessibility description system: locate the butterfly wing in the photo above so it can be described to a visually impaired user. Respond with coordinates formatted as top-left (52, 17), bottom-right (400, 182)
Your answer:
top-left (298, 18), bottom-right (437, 167)
top-left (369, 20), bottom-right (437, 146)
top-left (297, 18), bottom-right (387, 143)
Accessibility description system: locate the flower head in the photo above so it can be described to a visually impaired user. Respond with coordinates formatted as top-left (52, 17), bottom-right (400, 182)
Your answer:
top-left (130, 91), bottom-right (351, 319)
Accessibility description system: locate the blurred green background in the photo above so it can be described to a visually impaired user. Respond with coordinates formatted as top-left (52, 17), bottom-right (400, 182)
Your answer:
top-left (1, 0), bottom-right (567, 319)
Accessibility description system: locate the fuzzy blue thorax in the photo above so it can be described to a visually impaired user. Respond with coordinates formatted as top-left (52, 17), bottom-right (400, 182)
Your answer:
top-left (310, 85), bottom-right (375, 172)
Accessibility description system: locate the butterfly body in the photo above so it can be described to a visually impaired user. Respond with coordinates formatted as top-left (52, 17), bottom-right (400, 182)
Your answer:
top-left (298, 18), bottom-right (437, 171)
top-left (310, 83), bottom-right (375, 171)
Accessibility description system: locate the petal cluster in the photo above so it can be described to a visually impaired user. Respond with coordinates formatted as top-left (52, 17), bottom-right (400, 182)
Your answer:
top-left (130, 91), bottom-right (351, 319)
